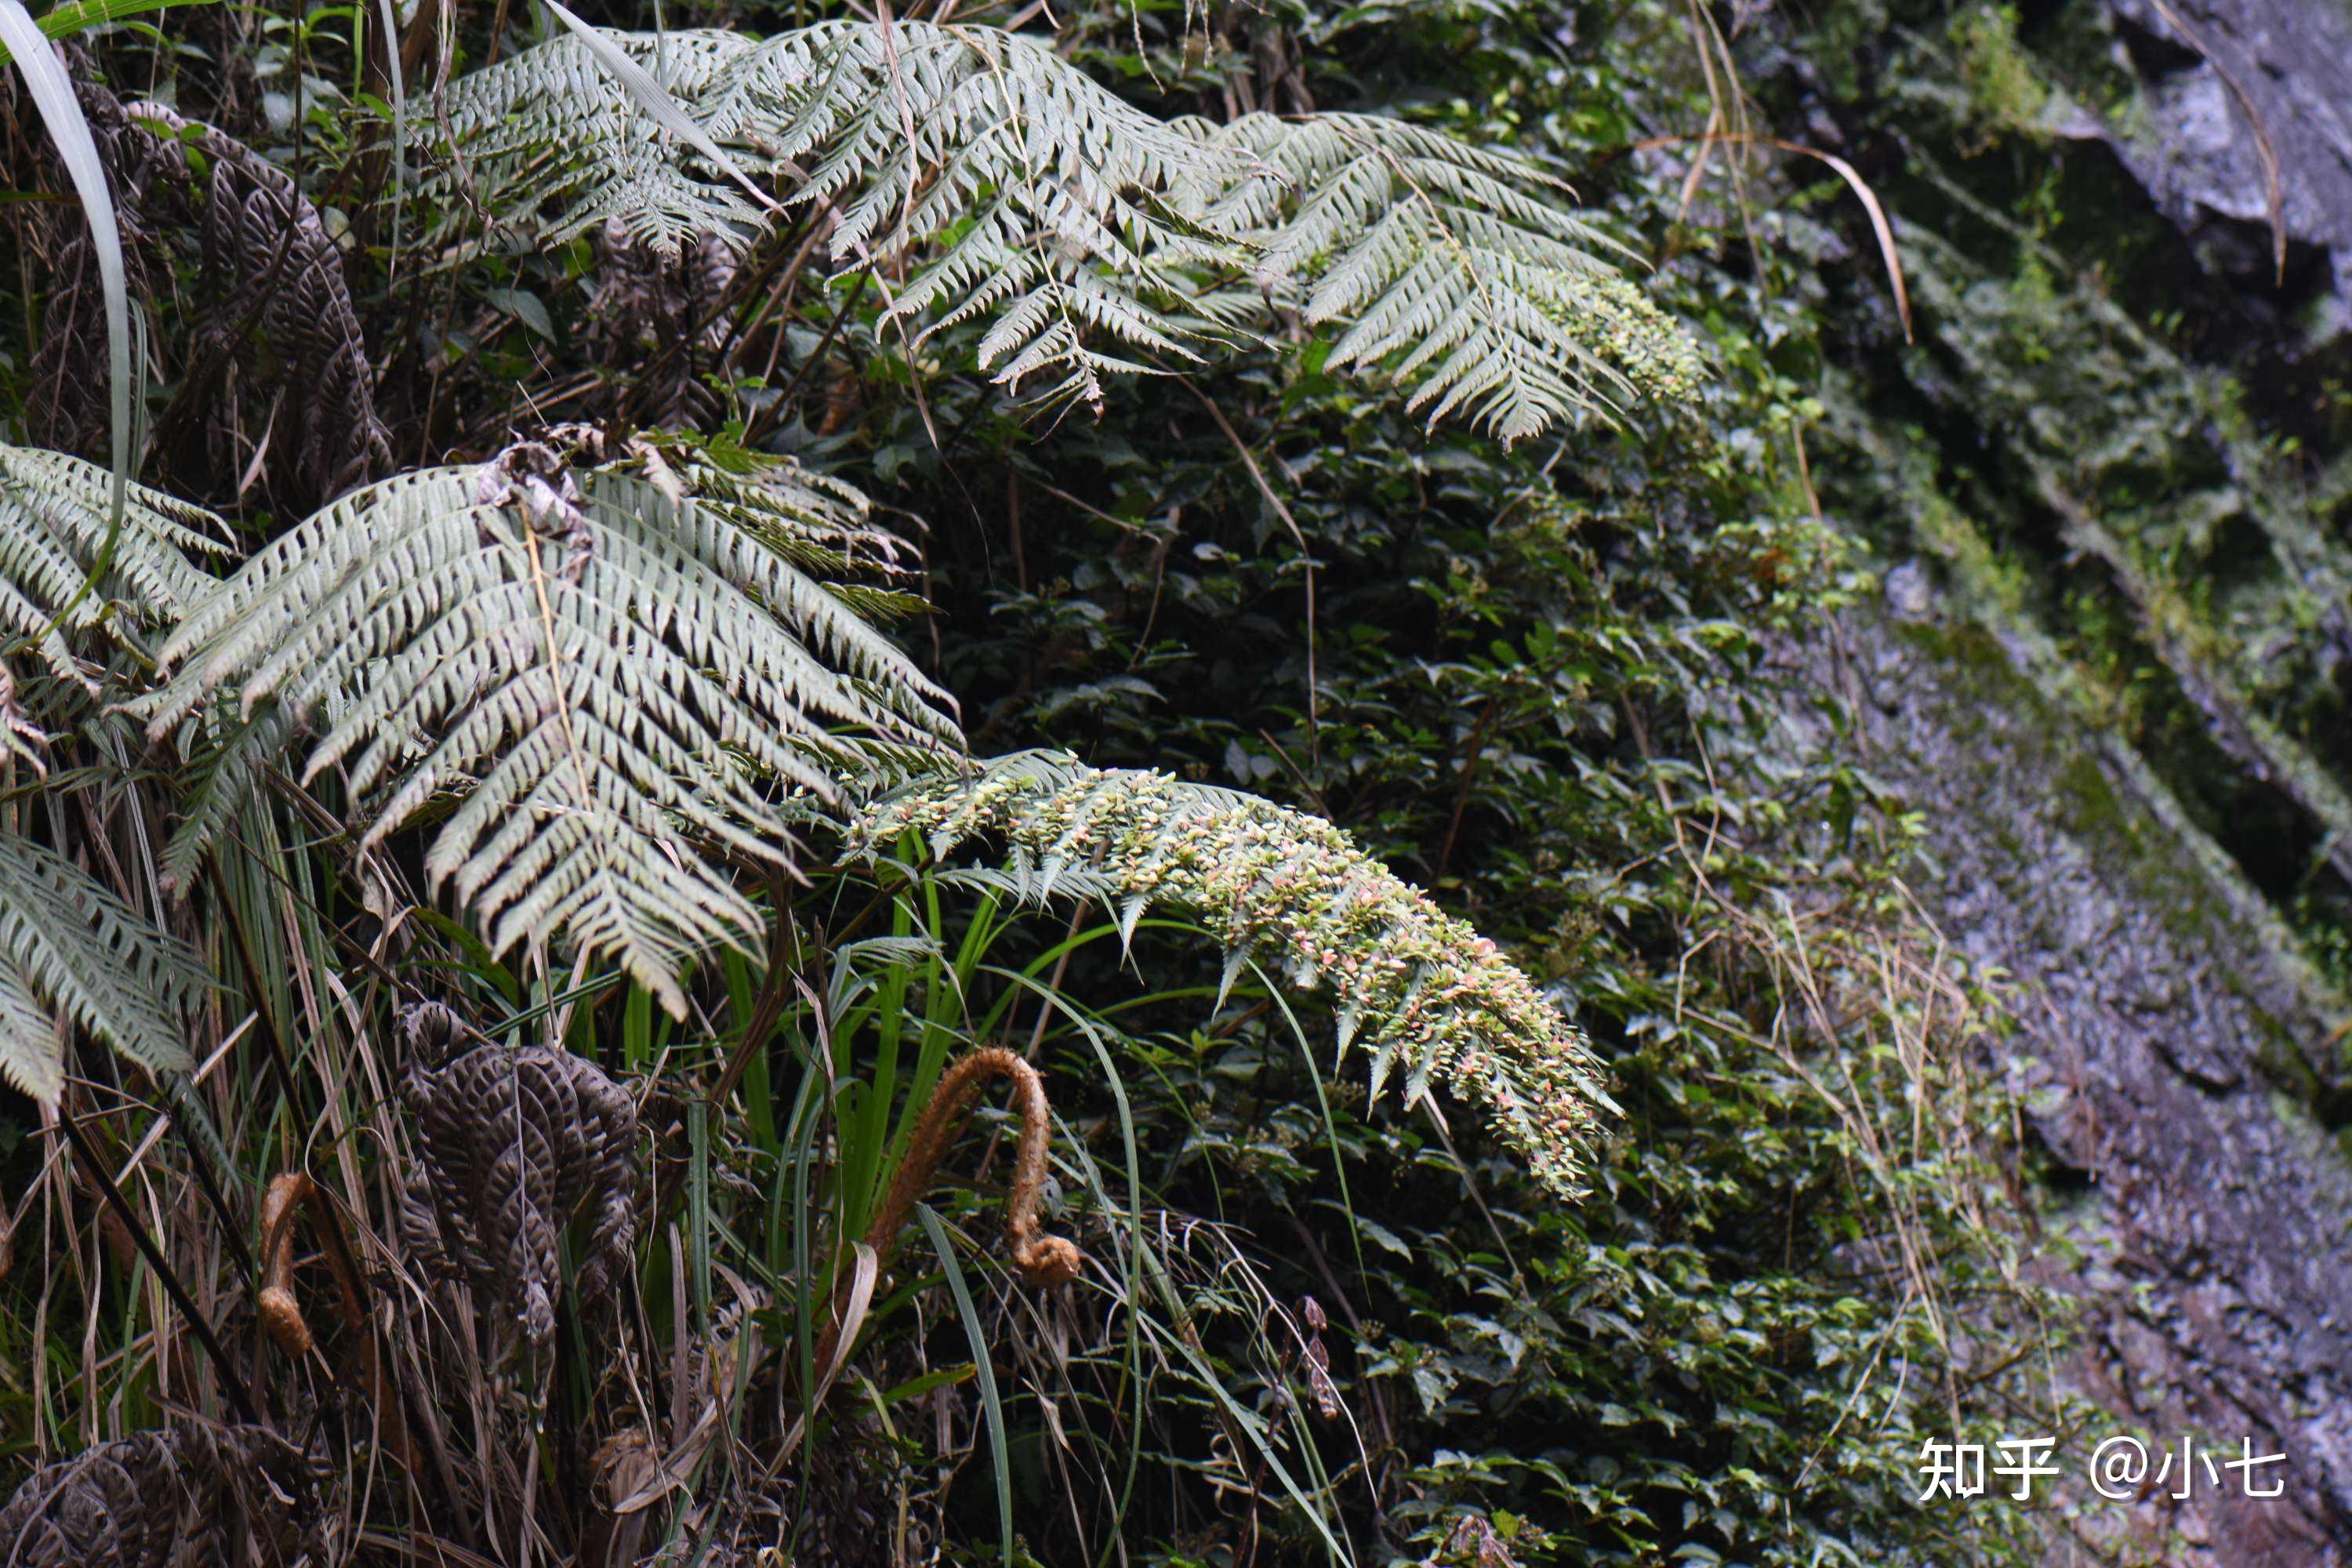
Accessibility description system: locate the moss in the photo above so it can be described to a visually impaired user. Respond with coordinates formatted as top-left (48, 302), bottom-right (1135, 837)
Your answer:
top-left (1950, 3), bottom-right (2051, 140)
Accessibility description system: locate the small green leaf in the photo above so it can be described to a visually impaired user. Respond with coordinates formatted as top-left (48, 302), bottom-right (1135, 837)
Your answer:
top-left (487, 286), bottom-right (557, 341)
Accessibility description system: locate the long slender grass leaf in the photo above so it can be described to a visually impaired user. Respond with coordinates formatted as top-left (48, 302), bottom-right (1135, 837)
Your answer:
top-left (0, 0), bottom-right (212, 67)
top-left (370, 0), bottom-right (403, 270)
top-left (538, 0), bottom-right (777, 216)
top-left (0, 0), bottom-right (127, 535)
top-left (918, 1203), bottom-right (1014, 1564)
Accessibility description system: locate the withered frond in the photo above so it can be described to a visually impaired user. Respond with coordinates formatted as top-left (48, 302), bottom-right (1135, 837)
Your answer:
top-left (396, 1000), bottom-right (642, 1345)
top-left (31, 68), bottom-right (393, 507)
top-left (0, 1424), bottom-right (325, 1568)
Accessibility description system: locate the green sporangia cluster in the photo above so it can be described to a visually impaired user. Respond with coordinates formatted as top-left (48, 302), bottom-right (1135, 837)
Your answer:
top-left (850, 750), bottom-right (1615, 1196)
top-left (1551, 272), bottom-right (1710, 408)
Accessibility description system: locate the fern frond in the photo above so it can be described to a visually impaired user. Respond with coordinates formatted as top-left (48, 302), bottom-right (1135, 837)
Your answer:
top-left (846, 750), bottom-right (1612, 1196)
top-left (0, 830), bottom-right (206, 1107)
top-left (147, 436), bottom-right (962, 1014)
top-left (0, 445), bottom-right (224, 681)
top-left (442, 29), bottom-right (770, 254)
top-left (1192, 113), bottom-right (1704, 440)
top-left (434, 23), bottom-right (1697, 435)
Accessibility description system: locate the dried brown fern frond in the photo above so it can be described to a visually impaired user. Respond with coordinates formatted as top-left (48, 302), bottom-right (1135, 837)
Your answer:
top-left (129, 98), bottom-right (394, 503)
top-left (30, 64), bottom-right (391, 506)
top-left (0, 1424), bottom-right (325, 1568)
top-left (396, 1001), bottom-right (643, 1345)
top-left (588, 217), bottom-right (739, 430)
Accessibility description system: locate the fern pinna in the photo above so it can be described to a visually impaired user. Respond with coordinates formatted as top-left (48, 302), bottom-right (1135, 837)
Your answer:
top-left (0, 830), bottom-right (206, 1108)
top-left (0, 444), bottom-right (223, 684)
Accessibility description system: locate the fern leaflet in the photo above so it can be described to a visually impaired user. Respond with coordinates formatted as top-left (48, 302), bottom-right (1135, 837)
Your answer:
top-left (0, 830), bottom-right (205, 1106)
top-left (0, 445), bottom-right (225, 682)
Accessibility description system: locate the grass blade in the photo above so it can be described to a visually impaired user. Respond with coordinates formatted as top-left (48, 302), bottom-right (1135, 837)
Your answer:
top-left (0, 0), bottom-right (212, 67)
top-left (371, 0), bottom-right (403, 270)
top-left (0, 0), bottom-right (127, 528)
top-left (537, 0), bottom-right (777, 218)
top-left (918, 1203), bottom-right (1014, 1563)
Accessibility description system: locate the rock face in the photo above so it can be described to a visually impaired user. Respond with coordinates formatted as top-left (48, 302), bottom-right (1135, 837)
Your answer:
top-left (1788, 612), bottom-right (2352, 1564)
top-left (1757, 0), bottom-right (2352, 1548)
top-left (2093, 0), bottom-right (2352, 332)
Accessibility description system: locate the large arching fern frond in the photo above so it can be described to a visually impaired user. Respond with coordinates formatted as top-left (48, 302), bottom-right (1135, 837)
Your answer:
top-left (722, 20), bottom-right (1254, 409)
top-left (0, 829), bottom-right (205, 1107)
top-left (845, 750), bottom-right (1612, 1196)
top-left (435, 23), bottom-right (1696, 437)
top-left (0, 445), bottom-right (225, 683)
top-left (145, 436), bottom-right (961, 1014)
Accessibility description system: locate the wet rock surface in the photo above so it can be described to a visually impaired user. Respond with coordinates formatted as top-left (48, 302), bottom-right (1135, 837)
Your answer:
top-left (1784, 609), bottom-right (2352, 1565)
top-left (1753, 0), bottom-right (2352, 1544)
top-left (2093, 0), bottom-right (2352, 330)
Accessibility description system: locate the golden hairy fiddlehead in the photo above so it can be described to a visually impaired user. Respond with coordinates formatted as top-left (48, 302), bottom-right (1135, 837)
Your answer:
top-left (815, 1047), bottom-right (1082, 1379)
top-left (259, 1173), bottom-right (333, 1358)
top-left (883, 1046), bottom-right (1083, 1290)
top-left (255, 1170), bottom-right (413, 1470)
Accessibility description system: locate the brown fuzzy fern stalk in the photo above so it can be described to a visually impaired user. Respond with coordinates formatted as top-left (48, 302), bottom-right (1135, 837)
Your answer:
top-left (816, 1047), bottom-right (1082, 1378)
top-left (256, 1171), bottom-right (415, 1468)
top-left (258, 1172), bottom-right (341, 1359)
top-left (848, 751), bottom-right (1615, 1198)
